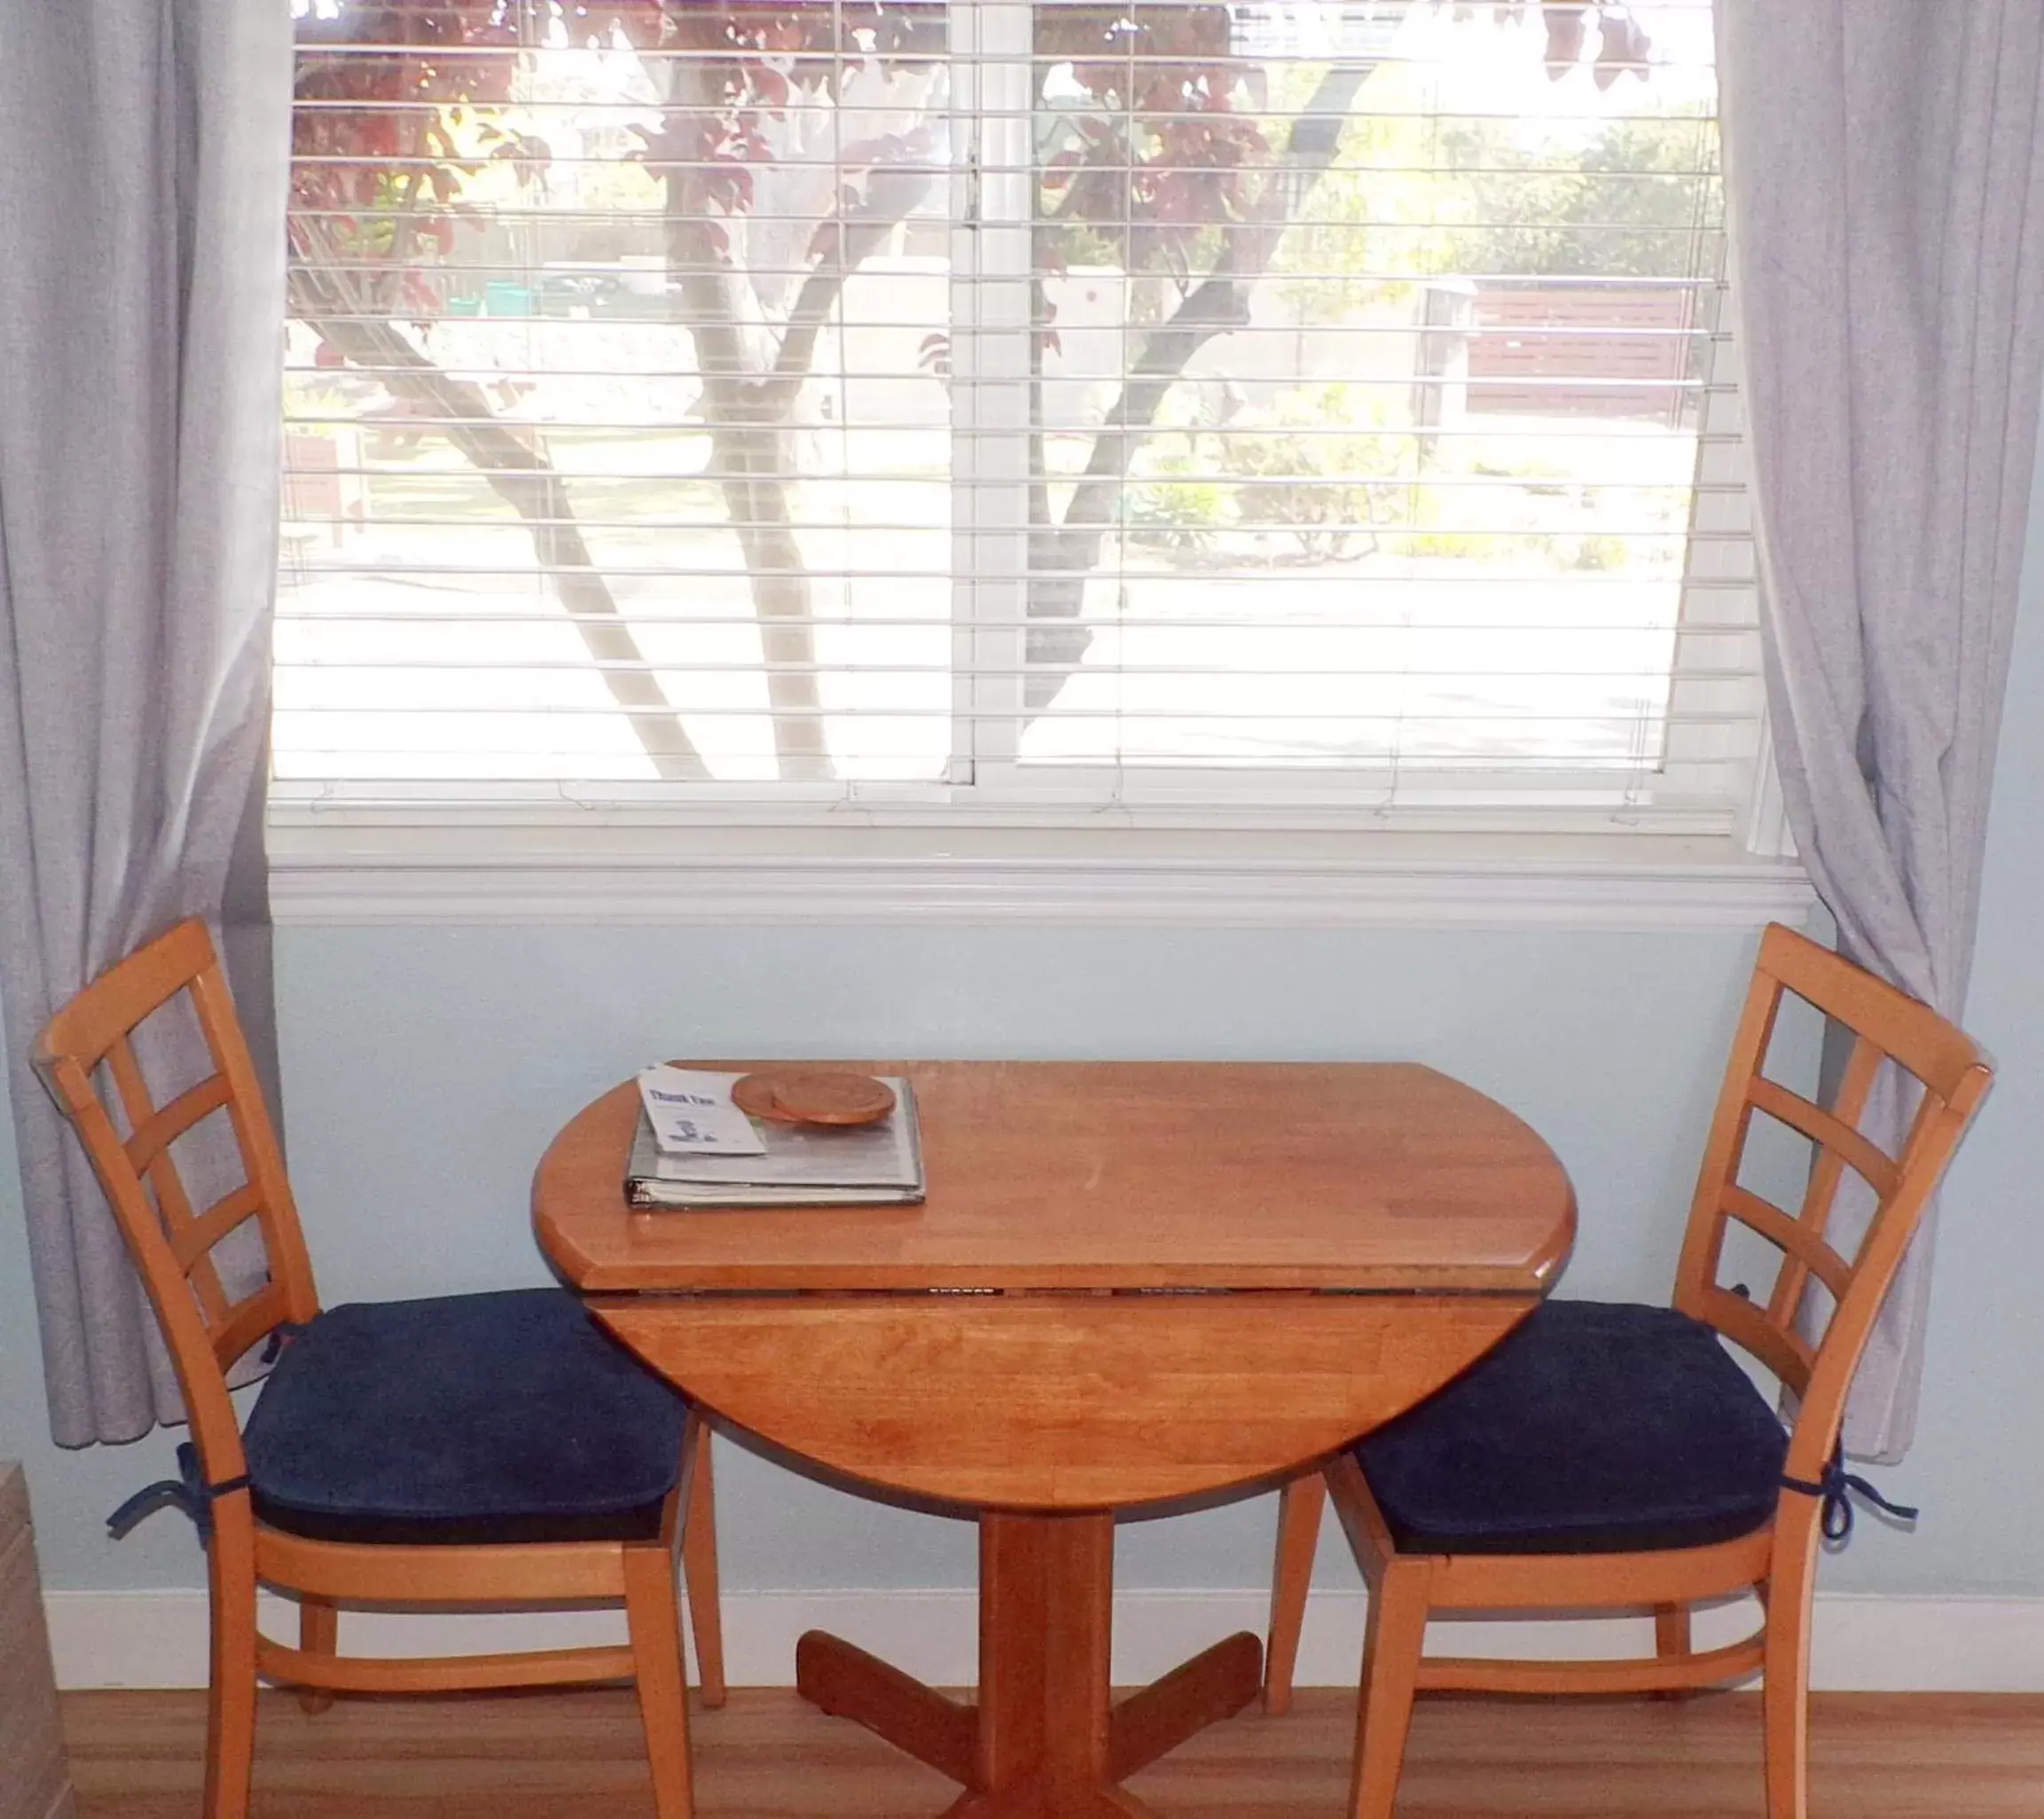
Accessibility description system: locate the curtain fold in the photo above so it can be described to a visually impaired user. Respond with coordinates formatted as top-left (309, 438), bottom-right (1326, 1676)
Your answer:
top-left (0, 1), bottom-right (294, 1447)
top-left (1716, 2), bottom-right (2044, 1459)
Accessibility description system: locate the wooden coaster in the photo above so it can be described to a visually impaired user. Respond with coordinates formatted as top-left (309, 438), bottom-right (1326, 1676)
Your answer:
top-left (732, 1070), bottom-right (896, 1127)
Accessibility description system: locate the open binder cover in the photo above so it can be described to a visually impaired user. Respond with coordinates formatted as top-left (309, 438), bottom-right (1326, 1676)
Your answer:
top-left (626, 1077), bottom-right (924, 1209)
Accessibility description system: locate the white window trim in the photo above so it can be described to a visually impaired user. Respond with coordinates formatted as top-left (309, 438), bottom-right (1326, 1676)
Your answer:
top-left (266, 797), bottom-right (1813, 930)
top-left (267, 694), bottom-right (1809, 934)
top-left (267, 711), bottom-right (1811, 933)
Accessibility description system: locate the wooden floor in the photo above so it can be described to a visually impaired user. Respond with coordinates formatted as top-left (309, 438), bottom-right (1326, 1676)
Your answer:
top-left (61, 1686), bottom-right (2044, 1818)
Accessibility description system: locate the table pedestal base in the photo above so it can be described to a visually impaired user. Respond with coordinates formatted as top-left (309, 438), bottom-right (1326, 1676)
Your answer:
top-left (796, 1511), bottom-right (1263, 1819)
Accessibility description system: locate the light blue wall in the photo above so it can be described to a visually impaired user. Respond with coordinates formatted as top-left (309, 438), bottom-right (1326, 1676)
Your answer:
top-left (4, 412), bottom-right (2041, 1606)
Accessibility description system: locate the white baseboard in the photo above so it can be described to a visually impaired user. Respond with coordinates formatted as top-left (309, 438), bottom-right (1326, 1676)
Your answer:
top-left (45, 1587), bottom-right (2044, 1694)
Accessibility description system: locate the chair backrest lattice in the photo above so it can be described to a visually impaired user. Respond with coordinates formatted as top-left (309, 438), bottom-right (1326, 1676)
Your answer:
top-left (33, 920), bottom-right (319, 1483)
top-left (1672, 923), bottom-right (1993, 1480)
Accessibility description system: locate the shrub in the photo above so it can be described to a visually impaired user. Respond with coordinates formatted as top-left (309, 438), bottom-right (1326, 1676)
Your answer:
top-left (1219, 385), bottom-right (1415, 561)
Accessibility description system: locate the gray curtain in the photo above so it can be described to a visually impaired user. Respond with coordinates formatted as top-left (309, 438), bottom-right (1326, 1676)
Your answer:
top-left (1716, 3), bottom-right (2044, 1459)
top-left (0, 2), bottom-right (294, 1447)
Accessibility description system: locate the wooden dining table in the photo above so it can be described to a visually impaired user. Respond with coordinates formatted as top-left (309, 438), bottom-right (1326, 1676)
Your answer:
top-left (534, 1062), bottom-right (1574, 1819)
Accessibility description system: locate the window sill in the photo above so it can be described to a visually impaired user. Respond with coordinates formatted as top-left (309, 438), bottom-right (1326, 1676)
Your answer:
top-left (266, 814), bottom-right (1813, 933)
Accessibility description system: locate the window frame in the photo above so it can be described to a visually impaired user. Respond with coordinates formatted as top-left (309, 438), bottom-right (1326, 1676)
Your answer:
top-left (271, 0), bottom-right (1805, 928)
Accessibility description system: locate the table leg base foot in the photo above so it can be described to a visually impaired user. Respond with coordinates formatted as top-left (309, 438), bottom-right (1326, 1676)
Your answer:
top-left (1108, 1631), bottom-right (1263, 1783)
top-left (939, 1776), bottom-right (1163, 1819)
top-left (798, 1621), bottom-right (1258, 1819)
top-left (795, 1630), bottom-right (978, 1788)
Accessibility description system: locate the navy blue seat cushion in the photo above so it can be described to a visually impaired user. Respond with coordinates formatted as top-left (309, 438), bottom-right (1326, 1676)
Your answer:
top-left (1356, 1299), bottom-right (1789, 1556)
top-left (242, 1288), bottom-right (687, 1546)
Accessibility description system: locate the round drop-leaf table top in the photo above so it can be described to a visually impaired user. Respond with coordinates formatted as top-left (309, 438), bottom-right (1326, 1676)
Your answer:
top-left (535, 1060), bottom-right (1574, 1294)
top-left (534, 1062), bottom-right (1574, 1511)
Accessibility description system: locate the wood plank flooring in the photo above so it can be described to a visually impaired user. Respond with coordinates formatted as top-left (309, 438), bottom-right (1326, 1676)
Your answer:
top-left (62, 1686), bottom-right (2044, 1818)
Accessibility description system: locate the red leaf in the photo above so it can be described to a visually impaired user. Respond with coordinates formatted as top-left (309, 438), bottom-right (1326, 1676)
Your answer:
top-left (1544, 4), bottom-right (1587, 77)
top-left (1594, 13), bottom-right (1652, 88)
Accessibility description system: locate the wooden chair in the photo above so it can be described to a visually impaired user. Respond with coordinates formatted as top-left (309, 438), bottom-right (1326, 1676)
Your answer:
top-left (1260, 921), bottom-right (1993, 1819)
top-left (32, 919), bottom-right (726, 1819)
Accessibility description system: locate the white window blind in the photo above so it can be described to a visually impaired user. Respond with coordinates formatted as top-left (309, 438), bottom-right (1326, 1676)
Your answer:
top-left (279, 0), bottom-right (1758, 829)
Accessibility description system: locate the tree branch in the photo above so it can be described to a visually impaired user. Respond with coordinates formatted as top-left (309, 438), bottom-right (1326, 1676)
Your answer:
top-left (289, 268), bottom-right (710, 780)
top-left (1022, 59), bottom-right (1381, 710)
top-left (769, 162), bottom-right (939, 401)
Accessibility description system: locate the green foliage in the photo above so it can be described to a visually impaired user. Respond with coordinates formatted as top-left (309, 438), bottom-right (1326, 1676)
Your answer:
top-left (1569, 531), bottom-right (1630, 571)
top-left (1123, 451), bottom-right (1229, 558)
top-left (1219, 386), bottom-right (1415, 561)
top-left (1387, 528), bottom-right (1504, 561)
top-left (1431, 115), bottom-right (1719, 280)
top-left (1273, 107), bottom-right (1718, 302)
top-left (1122, 386), bottom-right (1421, 565)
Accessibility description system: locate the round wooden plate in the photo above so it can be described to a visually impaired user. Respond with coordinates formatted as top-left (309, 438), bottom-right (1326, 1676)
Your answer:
top-left (732, 1069), bottom-right (897, 1126)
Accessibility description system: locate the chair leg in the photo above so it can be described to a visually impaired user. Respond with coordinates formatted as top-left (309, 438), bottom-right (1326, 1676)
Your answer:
top-left (624, 1541), bottom-right (696, 1819)
top-left (682, 1421), bottom-right (727, 1708)
top-left (1650, 1602), bottom-right (1692, 1701)
top-left (1348, 1556), bottom-right (1431, 1819)
top-left (202, 1500), bottom-right (260, 1819)
top-left (1763, 1513), bottom-right (1821, 1819)
top-left (1654, 1603), bottom-right (1690, 1659)
top-left (1264, 1471), bottom-right (1327, 1714)
top-left (297, 1596), bottom-right (339, 1715)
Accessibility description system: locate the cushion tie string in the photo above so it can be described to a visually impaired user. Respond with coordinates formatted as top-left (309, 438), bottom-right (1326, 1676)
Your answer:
top-left (1781, 1444), bottom-right (1918, 1543)
top-left (262, 1319), bottom-right (311, 1365)
top-left (106, 1442), bottom-right (249, 1543)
